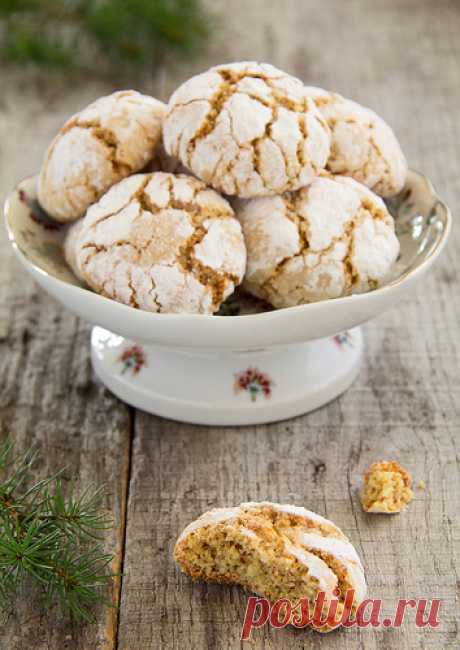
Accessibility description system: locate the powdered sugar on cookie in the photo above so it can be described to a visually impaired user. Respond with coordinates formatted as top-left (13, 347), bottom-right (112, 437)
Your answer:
top-left (163, 62), bottom-right (331, 198)
top-left (305, 87), bottom-right (407, 197)
top-left (237, 175), bottom-right (399, 308)
top-left (38, 91), bottom-right (166, 222)
top-left (74, 172), bottom-right (246, 314)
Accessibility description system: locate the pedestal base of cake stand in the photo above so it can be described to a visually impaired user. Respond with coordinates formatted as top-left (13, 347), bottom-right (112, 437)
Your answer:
top-left (91, 326), bottom-right (363, 426)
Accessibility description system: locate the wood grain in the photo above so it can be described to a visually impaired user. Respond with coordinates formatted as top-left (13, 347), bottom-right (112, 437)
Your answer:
top-left (1, 0), bottom-right (460, 648)
top-left (0, 70), bottom-right (166, 650)
top-left (0, 286), bottom-right (134, 649)
top-left (117, 1), bottom-right (460, 648)
top-left (0, 72), bottom-right (135, 650)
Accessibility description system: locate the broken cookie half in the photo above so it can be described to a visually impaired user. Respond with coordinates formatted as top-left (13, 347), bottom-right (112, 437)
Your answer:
top-left (174, 501), bottom-right (366, 631)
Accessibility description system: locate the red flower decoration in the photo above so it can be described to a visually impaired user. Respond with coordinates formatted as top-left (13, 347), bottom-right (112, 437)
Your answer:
top-left (118, 345), bottom-right (146, 375)
top-left (333, 331), bottom-right (354, 349)
top-left (234, 367), bottom-right (273, 402)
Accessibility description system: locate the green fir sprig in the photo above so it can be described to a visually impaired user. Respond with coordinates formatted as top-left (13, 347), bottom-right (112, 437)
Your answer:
top-left (0, 438), bottom-right (115, 622)
top-left (0, 0), bottom-right (211, 73)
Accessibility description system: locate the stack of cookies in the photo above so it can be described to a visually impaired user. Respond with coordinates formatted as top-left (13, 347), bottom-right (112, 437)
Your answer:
top-left (38, 62), bottom-right (407, 314)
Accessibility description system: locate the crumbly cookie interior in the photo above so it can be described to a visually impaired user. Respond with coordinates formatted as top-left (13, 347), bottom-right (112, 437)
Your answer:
top-left (361, 461), bottom-right (414, 513)
top-left (176, 525), bottom-right (321, 603)
top-left (175, 504), bottom-right (364, 629)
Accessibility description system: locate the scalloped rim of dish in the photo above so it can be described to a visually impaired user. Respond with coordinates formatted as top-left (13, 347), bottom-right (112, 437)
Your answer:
top-left (4, 170), bottom-right (451, 328)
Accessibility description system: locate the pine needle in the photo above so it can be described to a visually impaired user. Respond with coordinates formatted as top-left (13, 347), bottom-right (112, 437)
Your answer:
top-left (0, 0), bottom-right (212, 73)
top-left (0, 437), bottom-right (116, 622)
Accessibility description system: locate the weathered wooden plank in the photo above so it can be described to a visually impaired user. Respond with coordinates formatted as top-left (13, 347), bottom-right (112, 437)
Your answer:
top-left (0, 76), bottom-right (134, 649)
top-left (117, 0), bottom-right (460, 649)
top-left (0, 278), bottom-right (133, 650)
top-left (2, 0), bottom-right (460, 647)
top-left (0, 281), bottom-right (135, 649)
top-left (117, 396), bottom-right (459, 649)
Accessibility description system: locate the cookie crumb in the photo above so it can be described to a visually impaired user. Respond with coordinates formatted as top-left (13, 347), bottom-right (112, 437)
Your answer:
top-left (417, 480), bottom-right (426, 491)
top-left (361, 460), bottom-right (414, 514)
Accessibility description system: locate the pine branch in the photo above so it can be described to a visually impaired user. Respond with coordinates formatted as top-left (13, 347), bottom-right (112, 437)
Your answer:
top-left (0, 0), bottom-right (212, 72)
top-left (0, 437), bottom-right (116, 622)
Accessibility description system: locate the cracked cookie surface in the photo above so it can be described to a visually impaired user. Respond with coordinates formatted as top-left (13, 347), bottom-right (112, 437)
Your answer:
top-left (163, 62), bottom-right (331, 198)
top-left (38, 90), bottom-right (167, 222)
top-left (175, 501), bottom-right (366, 631)
top-left (305, 87), bottom-right (407, 197)
top-left (236, 174), bottom-right (400, 308)
top-left (73, 172), bottom-right (246, 314)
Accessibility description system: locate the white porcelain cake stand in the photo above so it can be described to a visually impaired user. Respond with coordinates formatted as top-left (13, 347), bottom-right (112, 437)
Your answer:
top-left (4, 171), bottom-right (450, 425)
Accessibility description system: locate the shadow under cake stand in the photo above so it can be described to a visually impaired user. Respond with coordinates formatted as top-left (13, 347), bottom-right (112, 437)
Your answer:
top-left (4, 171), bottom-right (450, 425)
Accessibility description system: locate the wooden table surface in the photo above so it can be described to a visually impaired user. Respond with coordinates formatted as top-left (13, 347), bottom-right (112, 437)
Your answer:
top-left (1, 1), bottom-right (459, 648)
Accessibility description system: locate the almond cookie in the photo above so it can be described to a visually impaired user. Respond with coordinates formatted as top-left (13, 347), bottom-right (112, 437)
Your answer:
top-left (236, 175), bottom-right (399, 308)
top-left (174, 501), bottom-right (366, 631)
top-left (74, 172), bottom-right (246, 314)
top-left (38, 91), bottom-right (167, 222)
top-left (163, 62), bottom-right (331, 198)
top-left (361, 461), bottom-right (414, 513)
top-left (305, 87), bottom-right (407, 197)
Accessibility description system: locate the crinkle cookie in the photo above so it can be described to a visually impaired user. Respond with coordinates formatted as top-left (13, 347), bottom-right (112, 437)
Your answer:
top-left (175, 501), bottom-right (366, 631)
top-left (38, 91), bottom-right (167, 223)
top-left (305, 87), bottom-right (407, 197)
top-left (237, 175), bottom-right (400, 308)
top-left (74, 172), bottom-right (246, 314)
top-left (163, 62), bottom-right (331, 198)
